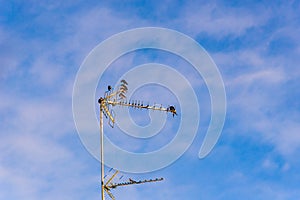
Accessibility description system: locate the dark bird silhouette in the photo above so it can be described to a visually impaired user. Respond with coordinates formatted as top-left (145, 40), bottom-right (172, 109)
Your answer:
top-left (121, 79), bottom-right (128, 85)
top-left (168, 106), bottom-right (177, 117)
top-left (129, 178), bottom-right (137, 183)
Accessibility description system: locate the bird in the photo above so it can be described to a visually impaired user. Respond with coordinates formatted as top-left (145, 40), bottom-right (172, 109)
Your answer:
top-left (129, 178), bottom-right (137, 183)
top-left (168, 106), bottom-right (177, 117)
top-left (121, 79), bottom-right (128, 85)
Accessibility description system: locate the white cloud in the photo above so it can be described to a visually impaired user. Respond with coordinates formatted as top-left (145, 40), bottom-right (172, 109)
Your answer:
top-left (0, 97), bottom-right (97, 199)
top-left (262, 158), bottom-right (279, 170)
top-left (229, 68), bottom-right (286, 87)
top-left (0, 27), bottom-right (27, 80)
top-left (176, 2), bottom-right (271, 38)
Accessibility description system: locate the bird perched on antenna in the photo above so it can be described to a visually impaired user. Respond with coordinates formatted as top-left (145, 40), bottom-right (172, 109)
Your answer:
top-left (167, 106), bottom-right (177, 117)
top-left (121, 79), bottom-right (128, 85)
top-left (129, 178), bottom-right (137, 183)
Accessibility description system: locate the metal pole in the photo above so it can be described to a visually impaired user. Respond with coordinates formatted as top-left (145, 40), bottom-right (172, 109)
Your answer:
top-left (100, 104), bottom-right (105, 200)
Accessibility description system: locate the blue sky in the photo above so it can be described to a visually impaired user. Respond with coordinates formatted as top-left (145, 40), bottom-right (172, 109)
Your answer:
top-left (1, 0), bottom-right (300, 199)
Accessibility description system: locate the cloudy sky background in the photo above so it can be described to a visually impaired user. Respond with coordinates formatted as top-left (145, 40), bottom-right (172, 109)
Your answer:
top-left (1, 0), bottom-right (300, 199)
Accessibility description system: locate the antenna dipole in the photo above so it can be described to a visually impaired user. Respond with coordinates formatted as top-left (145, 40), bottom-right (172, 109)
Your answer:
top-left (98, 80), bottom-right (177, 200)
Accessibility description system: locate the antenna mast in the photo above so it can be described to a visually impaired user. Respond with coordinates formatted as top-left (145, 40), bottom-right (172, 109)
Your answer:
top-left (98, 80), bottom-right (177, 200)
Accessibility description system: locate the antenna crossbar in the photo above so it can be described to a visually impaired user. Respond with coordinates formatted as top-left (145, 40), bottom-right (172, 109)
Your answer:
top-left (104, 188), bottom-right (115, 200)
top-left (101, 101), bottom-right (115, 123)
top-left (106, 100), bottom-right (177, 116)
top-left (105, 171), bottom-right (119, 186)
top-left (106, 177), bottom-right (164, 189)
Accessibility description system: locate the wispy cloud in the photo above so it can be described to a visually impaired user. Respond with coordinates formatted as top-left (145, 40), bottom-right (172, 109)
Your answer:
top-left (1, 0), bottom-right (300, 199)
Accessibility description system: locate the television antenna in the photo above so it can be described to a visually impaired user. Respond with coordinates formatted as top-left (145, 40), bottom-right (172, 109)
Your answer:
top-left (103, 169), bottom-right (164, 200)
top-left (98, 79), bottom-right (177, 200)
